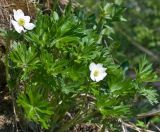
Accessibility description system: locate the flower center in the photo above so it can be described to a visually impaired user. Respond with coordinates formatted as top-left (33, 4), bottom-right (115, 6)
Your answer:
top-left (93, 70), bottom-right (99, 77)
top-left (18, 18), bottom-right (25, 26)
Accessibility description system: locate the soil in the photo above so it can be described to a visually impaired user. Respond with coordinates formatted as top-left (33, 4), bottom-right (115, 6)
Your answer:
top-left (0, 88), bottom-right (13, 132)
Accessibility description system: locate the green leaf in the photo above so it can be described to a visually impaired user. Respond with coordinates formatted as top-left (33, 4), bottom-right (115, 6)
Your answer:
top-left (136, 56), bottom-right (158, 82)
top-left (140, 88), bottom-right (158, 105)
top-left (52, 11), bottom-right (59, 21)
top-left (17, 86), bottom-right (54, 129)
top-left (10, 43), bottom-right (39, 69)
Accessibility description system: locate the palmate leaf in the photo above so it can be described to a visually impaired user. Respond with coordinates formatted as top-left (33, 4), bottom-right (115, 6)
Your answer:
top-left (52, 36), bottom-right (80, 49)
top-left (40, 51), bottom-right (69, 76)
top-left (10, 43), bottom-right (39, 80)
top-left (101, 3), bottom-right (126, 22)
top-left (25, 11), bottom-right (84, 49)
top-left (17, 86), bottom-right (54, 129)
top-left (140, 87), bottom-right (158, 105)
top-left (96, 95), bottom-right (130, 117)
top-left (136, 56), bottom-right (158, 83)
top-left (10, 43), bottom-right (39, 71)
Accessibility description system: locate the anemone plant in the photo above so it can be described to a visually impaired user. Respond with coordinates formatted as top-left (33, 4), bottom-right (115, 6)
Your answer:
top-left (1, 1), bottom-right (159, 131)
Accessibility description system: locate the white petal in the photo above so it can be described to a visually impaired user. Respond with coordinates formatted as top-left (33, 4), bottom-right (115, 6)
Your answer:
top-left (96, 63), bottom-right (103, 69)
top-left (95, 77), bottom-right (101, 82)
top-left (22, 16), bottom-right (30, 23)
top-left (95, 75), bottom-right (103, 82)
top-left (23, 29), bottom-right (27, 33)
top-left (100, 67), bottom-right (107, 73)
top-left (11, 20), bottom-right (24, 33)
top-left (101, 72), bottom-right (107, 79)
top-left (97, 64), bottom-right (107, 72)
top-left (13, 9), bottom-right (24, 21)
top-left (90, 72), bottom-right (96, 81)
top-left (24, 23), bottom-right (35, 30)
top-left (89, 62), bottom-right (96, 71)
top-left (95, 72), bottom-right (107, 82)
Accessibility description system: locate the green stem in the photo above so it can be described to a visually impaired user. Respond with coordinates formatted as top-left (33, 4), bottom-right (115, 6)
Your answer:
top-left (5, 38), bottom-right (18, 131)
top-left (57, 110), bottom-right (96, 132)
top-left (56, 113), bottom-right (81, 132)
top-left (57, 86), bottom-right (94, 132)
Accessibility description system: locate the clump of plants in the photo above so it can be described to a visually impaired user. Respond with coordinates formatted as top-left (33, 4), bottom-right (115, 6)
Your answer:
top-left (1, 1), bottom-right (159, 131)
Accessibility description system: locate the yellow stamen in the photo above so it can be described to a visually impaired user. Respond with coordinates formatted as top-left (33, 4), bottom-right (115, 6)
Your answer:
top-left (18, 18), bottom-right (25, 26)
top-left (93, 70), bottom-right (99, 77)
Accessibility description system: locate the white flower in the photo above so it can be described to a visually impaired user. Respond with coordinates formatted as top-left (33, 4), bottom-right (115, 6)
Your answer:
top-left (11, 9), bottom-right (35, 33)
top-left (89, 62), bottom-right (107, 82)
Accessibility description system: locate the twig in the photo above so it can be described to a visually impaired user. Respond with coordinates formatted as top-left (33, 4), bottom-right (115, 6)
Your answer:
top-left (119, 119), bottom-right (154, 132)
top-left (47, 0), bottom-right (51, 9)
top-left (121, 123), bottom-right (128, 132)
top-left (116, 27), bottom-right (159, 61)
top-left (150, 123), bottom-right (160, 132)
top-left (66, 112), bottom-right (73, 119)
top-left (79, 93), bottom-right (96, 100)
top-left (0, 4), bottom-right (16, 8)
top-left (137, 110), bottom-right (160, 119)
top-left (26, 0), bottom-right (30, 15)
top-left (95, 124), bottom-right (103, 132)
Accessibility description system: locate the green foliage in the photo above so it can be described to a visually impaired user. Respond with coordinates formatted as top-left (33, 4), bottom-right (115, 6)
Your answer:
top-left (134, 56), bottom-right (159, 105)
top-left (115, 0), bottom-right (160, 62)
top-left (17, 86), bottom-right (54, 129)
top-left (136, 120), bottom-right (147, 129)
top-left (136, 56), bottom-right (158, 83)
top-left (139, 88), bottom-right (158, 105)
top-left (10, 43), bottom-right (39, 69)
top-left (5, 0), bottom-right (159, 131)
top-left (100, 3), bottom-right (126, 22)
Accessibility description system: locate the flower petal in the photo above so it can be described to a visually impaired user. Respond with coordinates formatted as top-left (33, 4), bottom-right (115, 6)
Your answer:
top-left (100, 67), bottom-right (107, 73)
top-left (89, 62), bottom-right (107, 82)
top-left (90, 71), bottom-right (96, 81)
top-left (11, 20), bottom-right (24, 33)
top-left (101, 72), bottom-right (107, 79)
top-left (95, 73), bottom-right (105, 82)
top-left (89, 62), bottom-right (96, 71)
top-left (95, 77), bottom-right (101, 82)
top-left (96, 63), bottom-right (103, 69)
top-left (13, 9), bottom-right (24, 21)
top-left (22, 16), bottom-right (31, 23)
top-left (97, 64), bottom-right (107, 72)
top-left (24, 23), bottom-right (35, 30)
